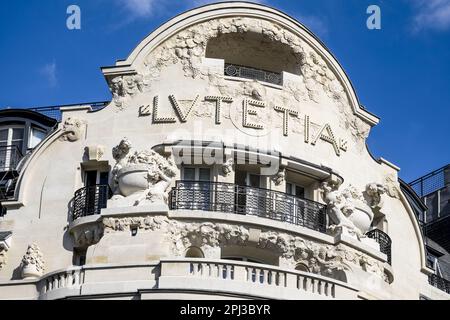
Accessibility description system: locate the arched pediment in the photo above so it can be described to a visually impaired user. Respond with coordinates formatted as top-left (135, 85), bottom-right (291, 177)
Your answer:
top-left (101, 2), bottom-right (379, 139)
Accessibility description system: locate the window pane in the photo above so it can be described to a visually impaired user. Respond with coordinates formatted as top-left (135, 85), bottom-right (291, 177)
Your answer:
top-left (249, 174), bottom-right (260, 187)
top-left (11, 141), bottom-right (23, 154)
top-left (295, 186), bottom-right (305, 199)
top-left (29, 128), bottom-right (47, 148)
top-left (0, 129), bottom-right (7, 142)
top-left (85, 171), bottom-right (97, 187)
top-left (286, 183), bottom-right (292, 195)
top-left (183, 167), bottom-right (195, 180)
top-left (12, 128), bottom-right (24, 140)
top-left (99, 172), bottom-right (109, 185)
top-left (199, 168), bottom-right (211, 181)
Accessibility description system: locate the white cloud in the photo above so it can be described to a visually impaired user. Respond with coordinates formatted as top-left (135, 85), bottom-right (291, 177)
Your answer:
top-left (116, 0), bottom-right (155, 18)
top-left (410, 0), bottom-right (450, 31)
top-left (39, 62), bottom-right (57, 88)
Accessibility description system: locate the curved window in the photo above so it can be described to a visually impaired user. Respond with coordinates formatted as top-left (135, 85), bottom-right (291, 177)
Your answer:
top-left (206, 32), bottom-right (302, 85)
top-left (295, 263), bottom-right (310, 272)
top-left (185, 246), bottom-right (204, 258)
top-left (29, 126), bottom-right (47, 149)
top-left (0, 126), bottom-right (24, 171)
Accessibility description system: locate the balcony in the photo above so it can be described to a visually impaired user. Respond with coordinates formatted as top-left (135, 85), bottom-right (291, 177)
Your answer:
top-left (428, 274), bottom-right (450, 294)
top-left (72, 184), bottom-right (112, 220)
top-left (0, 145), bottom-right (23, 172)
top-left (0, 258), bottom-right (359, 300)
top-left (224, 63), bottom-right (283, 86)
top-left (169, 181), bottom-right (327, 233)
top-left (366, 229), bottom-right (392, 265)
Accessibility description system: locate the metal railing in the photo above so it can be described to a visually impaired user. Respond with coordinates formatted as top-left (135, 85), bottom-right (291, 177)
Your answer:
top-left (28, 101), bottom-right (109, 121)
top-left (0, 145), bottom-right (23, 172)
top-left (224, 63), bottom-right (283, 85)
top-left (366, 229), bottom-right (392, 265)
top-left (169, 181), bottom-right (327, 233)
top-left (428, 274), bottom-right (450, 294)
top-left (72, 184), bottom-right (112, 220)
top-left (409, 164), bottom-right (449, 197)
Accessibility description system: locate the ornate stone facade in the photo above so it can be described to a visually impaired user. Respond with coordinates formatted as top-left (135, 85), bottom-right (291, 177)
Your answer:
top-left (20, 244), bottom-right (45, 279)
top-left (102, 215), bottom-right (385, 279)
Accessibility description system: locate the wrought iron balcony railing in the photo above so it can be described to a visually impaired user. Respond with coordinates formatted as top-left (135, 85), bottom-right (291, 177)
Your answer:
top-left (224, 63), bottom-right (283, 85)
top-left (366, 229), bottom-right (392, 265)
top-left (169, 181), bottom-right (327, 233)
top-left (0, 145), bottom-right (23, 172)
top-left (428, 274), bottom-right (450, 294)
top-left (72, 184), bottom-right (112, 220)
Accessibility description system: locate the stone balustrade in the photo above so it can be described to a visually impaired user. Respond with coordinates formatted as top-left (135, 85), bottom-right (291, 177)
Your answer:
top-left (158, 258), bottom-right (359, 300)
top-left (0, 258), bottom-right (363, 300)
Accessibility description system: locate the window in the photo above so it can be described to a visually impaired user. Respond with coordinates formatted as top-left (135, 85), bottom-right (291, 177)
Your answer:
top-left (0, 126), bottom-right (24, 170)
top-left (286, 182), bottom-right (305, 199)
top-left (182, 167), bottom-right (211, 181)
top-left (82, 170), bottom-right (110, 216)
top-left (29, 127), bottom-right (47, 149)
top-left (181, 167), bottom-right (212, 210)
top-left (84, 170), bottom-right (109, 187)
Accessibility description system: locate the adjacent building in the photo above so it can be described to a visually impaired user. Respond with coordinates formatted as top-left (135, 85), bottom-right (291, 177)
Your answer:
top-left (0, 2), bottom-right (448, 300)
top-left (409, 165), bottom-right (450, 295)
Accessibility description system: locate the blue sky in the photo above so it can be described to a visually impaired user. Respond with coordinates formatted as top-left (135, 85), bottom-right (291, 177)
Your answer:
top-left (0, 0), bottom-right (449, 182)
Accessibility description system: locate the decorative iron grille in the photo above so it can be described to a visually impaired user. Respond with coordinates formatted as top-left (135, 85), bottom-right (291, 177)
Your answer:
top-left (428, 274), bottom-right (450, 294)
top-left (366, 229), bottom-right (392, 264)
top-left (224, 63), bottom-right (283, 85)
top-left (72, 184), bottom-right (112, 220)
top-left (169, 181), bottom-right (327, 233)
top-left (0, 145), bottom-right (23, 172)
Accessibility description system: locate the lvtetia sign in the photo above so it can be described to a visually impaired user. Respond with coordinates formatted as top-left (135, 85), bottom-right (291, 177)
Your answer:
top-left (139, 95), bottom-right (348, 156)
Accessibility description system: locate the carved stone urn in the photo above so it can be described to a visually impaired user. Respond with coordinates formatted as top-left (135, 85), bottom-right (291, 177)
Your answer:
top-left (116, 164), bottom-right (152, 197)
top-left (346, 199), bottom-right (374, 235)
top-left (110, 139), bottom-right (177, 207)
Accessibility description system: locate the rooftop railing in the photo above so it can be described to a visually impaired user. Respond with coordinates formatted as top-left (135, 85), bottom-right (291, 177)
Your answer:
top-left (224, 63), bottom-right (283, 86)
top-left (410, 164), bottom-right (449, 198)
top-left (72, 184), bottom-right (112, 220)
top-left (169, 180), bottom-right (327, 233)
top-left (28, 101), bottom-right (109, 121)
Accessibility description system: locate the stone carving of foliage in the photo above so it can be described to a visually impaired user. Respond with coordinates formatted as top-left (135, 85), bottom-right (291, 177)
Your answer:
top-left (61, 117), bottom-right (85, 142)
top-left (72, 224), bottom-right (104, 247)
top-left (109, 74), bottom-right (145, 109)
top-left (320, 180), bottom-right (388, 240)
top-left (21, 243), bottom-right (45, 278)
top-left (383, 174), bottom-right (401, 199)
top-left (110, 138), bottom-right (177, 206)
top-left (101, 215), bottom-right (385, 279)
top-left (221, 158), bottom-right (234, 176)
